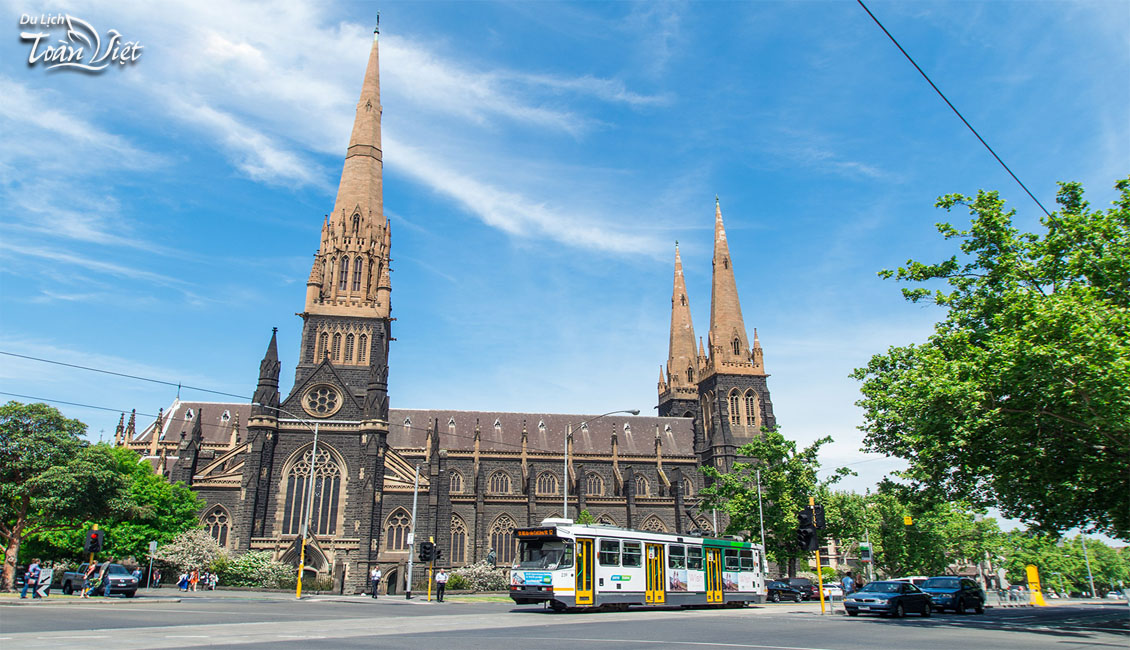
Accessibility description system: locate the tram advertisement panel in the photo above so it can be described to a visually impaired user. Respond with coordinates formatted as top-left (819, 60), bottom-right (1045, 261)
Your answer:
top-left (738, 572), bottom-right (755, 591)
top-left (723, 572), bottom-right (739, 592)
top-left (512, 571), bottom-right (552, 586)
top-left (687, 569), bottom-right (705, 592)
top-left (668, 568), bottom-right (687, 591)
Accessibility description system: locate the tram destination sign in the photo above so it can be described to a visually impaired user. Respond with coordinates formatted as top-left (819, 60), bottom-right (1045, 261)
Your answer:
top-left (515, 527), bottom-right (556, 539)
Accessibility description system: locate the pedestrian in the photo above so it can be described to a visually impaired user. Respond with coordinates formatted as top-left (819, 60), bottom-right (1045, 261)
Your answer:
top-left (370, 566), bottom-right (382, 599)
top-left (841, 571), bottom-right (855, 595)
top-left (81, 562), bottom-right (99, 598)
top-left (190, 568), bottom-right (199, 592)
top-left (177, 571), bottom-right (189, 592)
top-left (132, 567), bottom-right (142, 583)
top-left (209, 572), bottom-right (218, 590)
top-left (435, 568), bottom-right (448, 602)
top-left (20, 558), bottom-right (42, 599)
top-left (153, 569), bottom-right (161, 588)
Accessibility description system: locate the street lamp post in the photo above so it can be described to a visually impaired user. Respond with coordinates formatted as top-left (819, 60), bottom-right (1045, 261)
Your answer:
top-left (253, 402), bottom-right (319, 599)
top-left (562, 410), bottom-right (639, 520)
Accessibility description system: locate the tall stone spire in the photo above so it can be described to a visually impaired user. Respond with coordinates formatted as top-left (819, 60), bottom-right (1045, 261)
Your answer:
top-left (666, 244), bottom-right (698, 390)
top-left (304, 24), bottom-right (391, 320)
top-left (707, 198), bottom-right (753, 370)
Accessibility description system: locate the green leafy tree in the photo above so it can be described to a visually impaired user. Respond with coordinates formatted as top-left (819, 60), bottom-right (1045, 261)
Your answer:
top-left (21, 446), bottom-right (201, 563)
top-left (0, 402), bottom-right (128, 589)
top-left (853, 178), bottom-right (1130, 539)
top-left (698, 428), bottom-right (848, 575)
top-left (575, 509), bottom-right (595, 525)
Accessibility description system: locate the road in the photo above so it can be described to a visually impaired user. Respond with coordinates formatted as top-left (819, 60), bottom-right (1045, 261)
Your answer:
top-left (1, 592), bottom-right (1126, 649)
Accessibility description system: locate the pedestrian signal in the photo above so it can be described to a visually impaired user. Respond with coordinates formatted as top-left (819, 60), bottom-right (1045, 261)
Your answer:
top-left (796, 526), bottom-right (819, 552)
top-left (813, 504), bottom-right (826, 530)
top-left (796, 508), bottom-right (813, 529)
top-left (84, 529), bottom-right (104, 553)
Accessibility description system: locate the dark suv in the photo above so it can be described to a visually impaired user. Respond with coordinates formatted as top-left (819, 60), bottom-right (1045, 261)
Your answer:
top-left (766, 580), bottom-right (805, 603)
top-left (920, 576), bottom-right (985, 614)
top-left (783, 577), bottom-right (819, 600)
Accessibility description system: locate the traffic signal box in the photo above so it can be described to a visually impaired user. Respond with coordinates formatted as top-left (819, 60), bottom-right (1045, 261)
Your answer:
top-left (796, 506), bottom-right (820, 552)
top-left (84, 529), bottom-right (104, 554)
top-left (418, 541), bottom-right (436, 563)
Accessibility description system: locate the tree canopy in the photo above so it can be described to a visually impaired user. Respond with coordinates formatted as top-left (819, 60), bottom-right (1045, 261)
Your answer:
top-left (0, 402), bottom-right (128, 589)
top-left (852, 178), bottom-right (1130, 540)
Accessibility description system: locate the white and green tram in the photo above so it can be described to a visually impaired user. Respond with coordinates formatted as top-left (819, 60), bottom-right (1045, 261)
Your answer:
top-left (509, 518), bottom-right (766, 611)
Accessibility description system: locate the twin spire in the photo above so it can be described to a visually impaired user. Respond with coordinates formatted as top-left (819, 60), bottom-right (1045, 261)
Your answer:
top-left (661, 198), bottom-right (764, 395)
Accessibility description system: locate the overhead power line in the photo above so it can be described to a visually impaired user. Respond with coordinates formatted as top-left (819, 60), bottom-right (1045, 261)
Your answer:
top-left (856, 0), bottom-right (1052, 217)
top-left (0, 350), bottom-right (250, 400)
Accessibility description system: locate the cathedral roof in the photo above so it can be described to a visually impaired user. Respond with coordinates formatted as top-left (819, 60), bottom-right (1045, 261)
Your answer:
top-left (387, 409), bottom-right (695, 457)
top-left (132, 399), bottom-right (251, 446)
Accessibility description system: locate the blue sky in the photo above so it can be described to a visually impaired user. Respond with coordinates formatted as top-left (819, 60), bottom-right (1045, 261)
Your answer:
top-left (1, 1), bottom-right (1127, 524)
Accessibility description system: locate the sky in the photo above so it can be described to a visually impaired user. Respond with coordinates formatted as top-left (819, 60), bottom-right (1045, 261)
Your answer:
top-left (1, 1), bottom-right (1127, 534)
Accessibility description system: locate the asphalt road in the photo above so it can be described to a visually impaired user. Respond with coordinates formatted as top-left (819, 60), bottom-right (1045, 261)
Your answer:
top-left (1, 593), bottom-right (1126, 649)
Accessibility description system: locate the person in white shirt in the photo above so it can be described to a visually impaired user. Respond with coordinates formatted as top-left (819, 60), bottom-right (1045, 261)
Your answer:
top-left (370, 566), bottom-right (382, 599)
top-left (435, 568), bottom-right (448, 602)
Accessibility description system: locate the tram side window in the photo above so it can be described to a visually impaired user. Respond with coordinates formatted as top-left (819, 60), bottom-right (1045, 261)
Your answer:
top-left (599, 539), bottom-right (620, 566)
top-left (724, 549), bottom-right (740, 571)
top-left (622, 541), bottom-right (642, 567)
top-left (687, 546), bottom-right (703, 570)
top-left (561, 543), bottom-right (574, 569)
top-left (668, 545), bottom-right (686, 569)
top-left (739, 549), bottom-right (754, 571)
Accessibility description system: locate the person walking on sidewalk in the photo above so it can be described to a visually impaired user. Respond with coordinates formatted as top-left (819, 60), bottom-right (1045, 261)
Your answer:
top-left (370, 566), bottom-right (382, 599)
top-left (20, 559), bottom-right (42, 599)
top-left (435, 568), bottom-right (448, 602)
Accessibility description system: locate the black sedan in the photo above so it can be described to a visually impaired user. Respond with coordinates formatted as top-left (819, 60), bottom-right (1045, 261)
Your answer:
top-left (844, 580), bottom-right (932, 617)
top-left (766, 580), bottom-right (805, 603)
top-left (920, 576), bottom-right (986, 614)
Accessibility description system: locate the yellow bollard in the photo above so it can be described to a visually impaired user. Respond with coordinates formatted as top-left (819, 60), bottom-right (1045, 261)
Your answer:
top-left (1026, 564), bottom-right (1047, 606)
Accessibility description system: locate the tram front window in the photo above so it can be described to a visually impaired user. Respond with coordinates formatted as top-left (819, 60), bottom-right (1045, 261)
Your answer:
top-left (517, 540), bottom-right (571, 569)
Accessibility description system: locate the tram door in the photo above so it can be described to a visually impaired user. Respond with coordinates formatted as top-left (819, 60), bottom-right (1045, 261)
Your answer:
top-left (645, 543), bottom-right (666, 604)
top-left (705, 548), bottom-right (723, 604)
top-left (575, 538), bottom-right (594, 605)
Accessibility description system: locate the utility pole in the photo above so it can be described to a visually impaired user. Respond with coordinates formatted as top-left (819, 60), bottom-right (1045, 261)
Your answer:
top-left (406, 464), bottom-right (420, 599)
top-left (427, 535), bottom-right (435, 602)
top-left (563, 424), bottom-right (571, 519)
top-left (811, 497), bottom-right (826, 614)
top-left (864, 527), bottom-right (874, 583)
top-left (1081, 535), bottom-right (1096, 598)
top-left (756, 469), bottom-right (767, 575)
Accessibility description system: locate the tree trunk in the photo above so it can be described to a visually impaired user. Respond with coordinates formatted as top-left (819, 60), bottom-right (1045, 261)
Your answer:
top-left (2, 500), bottom-right (28, 591)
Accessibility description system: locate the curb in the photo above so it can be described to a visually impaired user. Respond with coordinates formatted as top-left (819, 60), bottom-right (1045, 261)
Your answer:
top-left (0, 597), bottom-right (182, 606)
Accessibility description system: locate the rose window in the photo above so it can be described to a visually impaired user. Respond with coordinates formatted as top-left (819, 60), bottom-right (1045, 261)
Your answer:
top-left (303, 385), bottom-right (341, 417)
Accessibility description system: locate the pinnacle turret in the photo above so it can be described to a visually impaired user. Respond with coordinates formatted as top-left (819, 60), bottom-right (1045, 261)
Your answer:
top-left (252, 328), bottom-right (281, 417)
top-left (664, 243), bottom-right (698, 394)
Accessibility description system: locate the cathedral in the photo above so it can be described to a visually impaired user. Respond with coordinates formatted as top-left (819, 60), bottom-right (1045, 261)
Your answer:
top-left (114, 26), bottom-right (777, 595)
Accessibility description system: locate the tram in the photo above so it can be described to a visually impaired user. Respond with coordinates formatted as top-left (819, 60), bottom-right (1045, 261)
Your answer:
top-left (509, 518), bottom-right (766, 611)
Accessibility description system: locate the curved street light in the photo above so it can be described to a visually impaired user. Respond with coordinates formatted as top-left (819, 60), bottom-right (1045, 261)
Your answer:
top-left (563, 409), bottom-right (640, 520)
top-left (252, 402), bottom-right (320, 599)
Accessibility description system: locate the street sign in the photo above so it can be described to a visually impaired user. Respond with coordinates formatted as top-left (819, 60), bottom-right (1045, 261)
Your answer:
top-left (903, 516), bottom-right (913, 526)
top-left (149, 540), bottom-right (158, 555)
top-left (36, 569), bottom-right (53, 597)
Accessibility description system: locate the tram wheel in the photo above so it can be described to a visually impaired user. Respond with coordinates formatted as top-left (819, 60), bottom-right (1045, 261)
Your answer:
top-left (550, 601), bottom-right (567, 612)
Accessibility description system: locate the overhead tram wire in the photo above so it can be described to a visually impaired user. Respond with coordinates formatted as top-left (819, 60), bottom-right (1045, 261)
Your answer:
top-left (0, 390), bottom-right (650, 457)
top-left (856, 0), bottom-right (1052, 218)
top-left (0, 350), bottom-right (250, 400)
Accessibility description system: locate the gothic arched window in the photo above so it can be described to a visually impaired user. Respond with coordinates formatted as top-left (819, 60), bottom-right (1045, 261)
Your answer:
top-left (331, 333), bottom-right (342, 361)
top-left (732, 337), bottom-right (741, 355)
top-left (682, 478), bottom-right (694, 497)
top-left (536, 472), bottom-right (558, 496)
top-left (358, 334), bottom-right (368, 363)
top-left (450, 515), bottom-right (468, 564)
top-left (317, 331), bottom-right (329, 361)
top-left (728, 389), bottom-right (741, 426)
top-left (490, 514), bottom-right (517, 564)
top-left (596, 513), bottom-right (616, 526)
top-left (635, 475), bottom-right (649, 497)
top-left (686, 366), bottom-right (694, 383)
top-left (352, 255), bottom-right (362, 291)
top-left (586, 473), bottom-right (603, 497)
top-left (339, 256), bottom-right (350, 291)
top-left (642, 515), bottom-right (667, 532)
top-left (344, 333), bottom-right (355, 362)
top-left (202, 506), bottom-right (230, 548)
top-left (744, 389), bottom-right (758, 429)
top-left (281, 445), bottom-right (344, 537)
top-left (449, 471), bottom-right (464, 494)
top-left (489, 471), bottom-right (511, 494)
top-left (352, 213), bottom-right (360, 232)
top-left (385, 508), bottom-right (411, 550)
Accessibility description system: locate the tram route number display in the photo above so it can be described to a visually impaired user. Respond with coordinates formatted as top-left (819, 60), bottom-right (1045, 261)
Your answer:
top-left (515, 528), bottom-right (555, 539)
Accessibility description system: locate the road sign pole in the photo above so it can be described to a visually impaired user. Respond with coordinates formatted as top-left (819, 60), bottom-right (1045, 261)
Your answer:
top-left (147, 540), bottom-right (157, 590)
top-left (427, 536), bottom-right (435, 602)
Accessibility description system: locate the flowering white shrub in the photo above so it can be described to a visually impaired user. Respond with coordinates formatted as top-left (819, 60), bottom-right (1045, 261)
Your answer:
top-left (154, 529), bottom-right (223, 573)
top-left (451, 560), bottom-right (509, 592)
top-left (216, 551), bottom-right (296, 589)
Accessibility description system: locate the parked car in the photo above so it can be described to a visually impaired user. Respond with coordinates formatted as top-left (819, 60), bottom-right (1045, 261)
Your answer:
top-left (920, 576), bottom-right (985, 614)
top-left (844, 580), bottom-right (933, 617)
top-left (783, 577), bottom-right (819, 600)
top-left (823, 583), bottom-right (844, 598)
top-left (766, 580), bottom-right (805, 603)
top-left (61, 563), bottom-right (138, 597)
top-left (1105, 591), bottom-right (1126, 600)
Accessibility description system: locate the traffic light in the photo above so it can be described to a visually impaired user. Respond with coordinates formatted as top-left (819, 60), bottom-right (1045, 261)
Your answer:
top-left (812, 505), bottom-right (826, 530)
top-left (796, 525), bottom-right (819, 552)
top-left (797, 508), bottom-right (813, 529)
top-left (434, 547), bottom-right (443, 562)
top-left (418, 541), bottom-right (435, 563)
top-left (859, 542), bottom-right (872, 563)
top-left (84, 529), bottom-right (104, 553)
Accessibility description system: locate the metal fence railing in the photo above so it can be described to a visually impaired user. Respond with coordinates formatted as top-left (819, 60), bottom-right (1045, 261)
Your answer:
top-left (989, 588), bottom-right (1032, 607)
